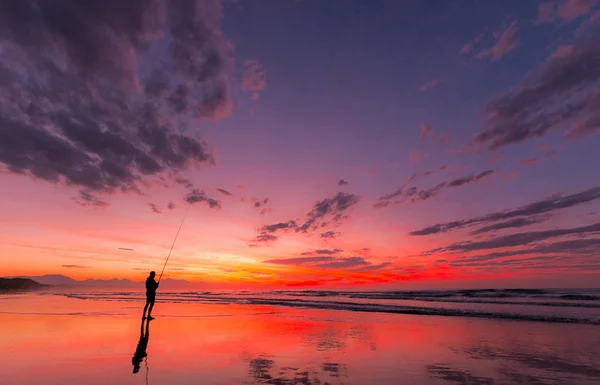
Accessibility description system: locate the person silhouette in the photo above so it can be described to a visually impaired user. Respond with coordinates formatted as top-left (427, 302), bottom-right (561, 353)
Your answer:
top-left (132, 318), bottom-right (150, 374)
top-left (143, 271), bottom-right (159, 320)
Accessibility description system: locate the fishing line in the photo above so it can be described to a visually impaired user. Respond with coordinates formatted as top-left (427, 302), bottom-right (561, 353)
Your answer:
top-left (158, 202), bottom-right (192, 283)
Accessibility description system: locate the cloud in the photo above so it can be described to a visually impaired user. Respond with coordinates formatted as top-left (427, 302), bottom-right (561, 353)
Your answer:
top-left (320, 230), bottom-right (341, 239)
top-left (167, 202), bottom-right (175, 210)
top-left (314, 249), bottom-right (343, 255)
top-left (536, 0), bottom-right (598, 24)
top-left (411, 186), bottom-right (600, 235)
top-left (0, 0), bottom-right (230, 203)
top-left (375, 170), bottom-right (495, 209)
top-left (460, 34), bottom-right (483, 55)
top-left (216, 188), bottom-right (233, 196)
top-left (338, 179), bottom-right (349, 186)
top-left (296, 192), bottom-right (360, 233)
top-left (118, 248), bottom-right (135, 251)
top-left (250, 192), bottom-right (359, 246)
top-left (265, 256), bottom-right (335, 265)
top-left (408, 151), bottom-right (428, 164)
top-left (62, 264), bottom-right (91, 269)
top-left (420, 124), bottom-right (434, 143)
top-left (261, 220), bottom-right (297, 233)
top-left (419, 78), bottom-right (442, 92)
top-left (147, 203), bottom-right (162, 214)
top-left (469, 216), bottom-right (549, 235)
top-left (518, 148), bottom-right (557, 166)
top-left (252, 198), bottom-right (272, 214)
top-left (443, 222), bottom-right (600, 253)
top-left (316, 257), bottom-right (369, 269)
top-left (264, 255), bottom-right (390, 272)
top-left (473, 20), bottom-right (519, 61)
top-left (74, 190), bottom-right (109, 208)
top-left (249, 220), bottom-right (297, 246)
top-left (474, 35), bottom-right (600, 150)
top-left (176, 178), bottom-right (194, 189)
top-left (575, 10), bottom-right (600, 36)
top-left (241, 59), bottom-right (266, 100)
top-left (185, 189), bottom-right (221, 208)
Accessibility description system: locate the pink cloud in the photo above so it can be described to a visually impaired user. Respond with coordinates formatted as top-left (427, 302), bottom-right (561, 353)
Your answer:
top-left (241, 59), bottom-right (266, 100)
top-left (420, 124), bottom-right (434, 143)
top-left (408, 151), bottom-right (428, 164)
top-left (558, 0), bottom-right (598, 22)
top-left (536, 0), bottom-right (598, 24)
top-left (459, 34), bottom-right (483, 55)
top-left (474, 21), bottom-right (519, 61)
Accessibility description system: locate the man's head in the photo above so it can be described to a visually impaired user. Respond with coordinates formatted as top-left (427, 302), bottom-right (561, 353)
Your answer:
top-left (149, 271), bottom-right (155, 278)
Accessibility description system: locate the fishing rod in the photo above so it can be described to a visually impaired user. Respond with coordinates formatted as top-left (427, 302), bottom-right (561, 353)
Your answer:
top-left (158, 203), bottom-right (192, 284)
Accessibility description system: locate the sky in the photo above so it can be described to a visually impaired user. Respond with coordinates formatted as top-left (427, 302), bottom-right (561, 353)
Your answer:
top-left (1, 0), bottom-right (600, 289)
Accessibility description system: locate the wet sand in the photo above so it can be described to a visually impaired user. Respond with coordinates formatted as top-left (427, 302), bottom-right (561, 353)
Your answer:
top-left (1, 293), bottom-right (599, 385)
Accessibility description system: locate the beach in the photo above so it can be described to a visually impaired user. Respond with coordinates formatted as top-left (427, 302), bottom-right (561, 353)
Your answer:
top-left (1, 292), bottom-right (600, 385)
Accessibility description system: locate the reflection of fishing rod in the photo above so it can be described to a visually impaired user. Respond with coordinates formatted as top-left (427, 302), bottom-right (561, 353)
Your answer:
top-left (158, 203), bottom-right (192, 284)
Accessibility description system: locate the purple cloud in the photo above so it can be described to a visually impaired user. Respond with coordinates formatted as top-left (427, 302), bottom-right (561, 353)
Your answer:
top-left (411, 186), bottom-right (600, 236)
top-left (475, 36), bottom-right (600, 150)
top-left (0, 0), bottom-right (230, 204)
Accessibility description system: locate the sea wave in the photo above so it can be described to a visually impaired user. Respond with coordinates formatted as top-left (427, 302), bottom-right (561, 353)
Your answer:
top-left (55, 289), bottom-right (600, 325)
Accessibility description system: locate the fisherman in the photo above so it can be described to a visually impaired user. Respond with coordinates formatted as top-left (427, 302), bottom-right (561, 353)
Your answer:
top-left (142, 271), bottom-right (159, 320)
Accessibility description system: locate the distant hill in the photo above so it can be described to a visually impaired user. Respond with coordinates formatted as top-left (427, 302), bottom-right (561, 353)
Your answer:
top-left (16, 274), bottom-right (195, 289)
top-left (0, 278), bottom-right (45, 291)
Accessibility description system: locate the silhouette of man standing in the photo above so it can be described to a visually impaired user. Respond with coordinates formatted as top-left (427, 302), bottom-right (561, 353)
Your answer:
top-left (143, 271), bottom-right (159, 320)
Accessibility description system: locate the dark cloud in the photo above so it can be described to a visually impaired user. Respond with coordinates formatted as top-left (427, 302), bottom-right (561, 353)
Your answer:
top-left (216, 188), bottom-right (233, 196)
top-left (375, 170), bottom-right (495, 209)
top-left (0, 0), bottom-right (230, 204)
top-left (176, 178), bottom-right (194, 189)
top-left (253, 198), bottom-right (270, 208)
top-left (264, 256), bottom-right (335, 265)
top-left (167, 202), bottom-right (175, 210)
top-left (265, 255), bottom-right (390, 272)
top-left (316, 257), bottom-right (370, 269)
top-left (185, 189), bottom-right (221, 209)
top-left (250, 192), bottom-right (359, 246)
top-left (474, 34), bottom-right (600, 150)
top-left (314, 249), bottom-right (343, 255)
top-left (320, 230), bottom-right (340, 239)
top-left (147, 203), bottom-right (162, 214)
top-left (261, 221), bottom-right (298, 233)
top-left (62, 264), bottom-right (91, 269)
top-left (249, 220), bottom-right (297, 246)
top-left (74, 190), bottom-right (109, 208)
top-left (447, 170), bottom-right (495, 187)
top-left (469, 216), bottom-right (548, 235)
top-left (444, 222), bottom-right (600, 253)
top-left (338, 179), bottom-right (349, 186)
top-left (297, 192), bottom-right (360, 232)
top-left (252, 233), bottom-right (278, 245)
top-left (118, 248), bottom-right (135, 251)
top-left (411, 186), bottom-right (600, 235)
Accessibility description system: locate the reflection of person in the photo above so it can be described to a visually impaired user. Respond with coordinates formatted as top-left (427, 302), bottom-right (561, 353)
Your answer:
top-left (132, 318), bottom-right (150, 374)
top-left (143, 271), bottom-right (159, 320)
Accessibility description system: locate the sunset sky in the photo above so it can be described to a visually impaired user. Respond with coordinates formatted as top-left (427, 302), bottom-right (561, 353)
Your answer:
top-left (1, 0), bottom-right (600, 289)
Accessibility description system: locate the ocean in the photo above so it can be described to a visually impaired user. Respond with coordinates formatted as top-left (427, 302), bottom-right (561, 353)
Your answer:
top-left (60, 288), bottom-right (600, 324)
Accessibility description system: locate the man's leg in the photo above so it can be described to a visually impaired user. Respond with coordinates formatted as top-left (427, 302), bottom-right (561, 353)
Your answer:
top-left (147, 298), bottom-right (155, 319)
top-left (143, 300), bottom-right (150, 318)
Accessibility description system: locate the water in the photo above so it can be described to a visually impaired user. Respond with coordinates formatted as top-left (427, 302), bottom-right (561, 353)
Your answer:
top-left (55, 288), bottom-right (600, 324)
